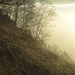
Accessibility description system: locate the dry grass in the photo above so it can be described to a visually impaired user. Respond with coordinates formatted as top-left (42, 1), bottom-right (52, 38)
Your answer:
top-left (0, 13), bottom-right (75, 75)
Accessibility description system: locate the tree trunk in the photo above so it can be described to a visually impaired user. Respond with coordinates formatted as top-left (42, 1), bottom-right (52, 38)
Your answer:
top-left (15, 4), bottom-right (18, 25)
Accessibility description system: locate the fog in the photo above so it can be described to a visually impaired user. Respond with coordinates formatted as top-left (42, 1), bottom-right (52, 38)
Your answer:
top-left (48, 4), bottom-right (75, 60)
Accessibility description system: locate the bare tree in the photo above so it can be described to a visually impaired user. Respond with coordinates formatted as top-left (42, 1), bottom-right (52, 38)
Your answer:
top-left (0, 0), bottom-right (55, 44)
top-left (34, 1), bottom-right (55, 41)
top-left (16, 0), bottom-right (55, 42)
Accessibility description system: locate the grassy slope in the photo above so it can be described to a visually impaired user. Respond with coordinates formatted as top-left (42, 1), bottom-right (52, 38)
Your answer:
top-left (0, 13), bottom-right (75, 75)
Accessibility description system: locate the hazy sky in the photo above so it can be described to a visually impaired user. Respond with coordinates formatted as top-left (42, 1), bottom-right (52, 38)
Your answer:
top-left (36, 0), bottom-right (75, 4)
top-left (51, 0), bottom-right (75, 4)
top-left (35, 0), bottom-right (75, 61)
top-left (48, 4), bottom-right (75, 61)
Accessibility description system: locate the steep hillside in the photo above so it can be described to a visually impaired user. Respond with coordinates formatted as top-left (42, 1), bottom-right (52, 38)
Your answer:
top-left (0, 12), bottom-right (75, 75)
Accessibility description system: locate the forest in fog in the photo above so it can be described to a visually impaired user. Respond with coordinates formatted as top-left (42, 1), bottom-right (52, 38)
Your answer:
top-left (0, 0), bottom-right (55, 43)
top-left (0, 0), bottom-right (75, 75)
top-left (0, 0), bottom-right (74, 62)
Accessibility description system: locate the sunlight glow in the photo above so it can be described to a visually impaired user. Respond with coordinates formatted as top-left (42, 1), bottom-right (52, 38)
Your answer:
top-left (48, 4), bottom-right (75, 60)
top-left (35, 2), bottom-right (41, 8)
top-left (54, 3), bottom-right (75, 7)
